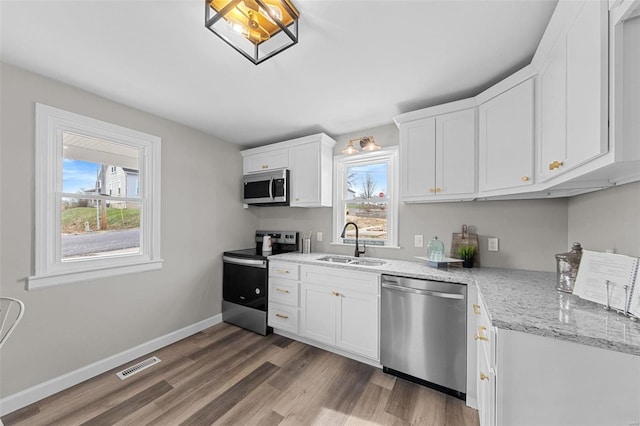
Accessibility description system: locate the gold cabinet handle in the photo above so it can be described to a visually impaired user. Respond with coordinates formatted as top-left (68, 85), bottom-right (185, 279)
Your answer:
top-left (428, 188), bottom-right (435, 193)
top-left (295, 198), bottom-right (299, 201)
top-left (521, 176), bottom-right (530, 182)
top-left (331, 291), bottom-right (342, 297)
top-left (435, 187), bottom-right (442, 193)
top-left (275, 313), bottom-right (289, 319)
top-left (474, 326), bottom-right (489, 341)
top-left (480, 372), bottom-right (489, 381)
top-left (276, 288), bottom-right (290, 293)
top-left (548, 160), bottom-right (563, 171)
top-left (275, 269), bottom-right (290, 274)
top-left (473, 304), bottom-right (480, 315)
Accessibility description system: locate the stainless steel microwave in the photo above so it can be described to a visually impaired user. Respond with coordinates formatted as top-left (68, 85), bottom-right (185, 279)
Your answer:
top-left (243, 169), bottom-right (289, 206)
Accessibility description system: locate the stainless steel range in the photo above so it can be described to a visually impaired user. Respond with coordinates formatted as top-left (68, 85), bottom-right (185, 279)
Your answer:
top-left (222, 230), bottom-right (299, 335)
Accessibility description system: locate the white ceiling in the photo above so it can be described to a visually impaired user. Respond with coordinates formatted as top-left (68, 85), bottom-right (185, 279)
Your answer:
top-left (0, 0), bottom-right (558, 147)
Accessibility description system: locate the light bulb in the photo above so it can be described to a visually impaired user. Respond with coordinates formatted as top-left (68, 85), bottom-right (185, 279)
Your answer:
top-left (260, 4), bottom-right (283, 24)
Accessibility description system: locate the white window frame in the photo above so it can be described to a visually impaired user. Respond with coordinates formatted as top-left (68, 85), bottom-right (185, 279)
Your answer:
top-left (332, 147), bottom-right (399, 248)
top-left (28, 103), bottom-right (162, 290)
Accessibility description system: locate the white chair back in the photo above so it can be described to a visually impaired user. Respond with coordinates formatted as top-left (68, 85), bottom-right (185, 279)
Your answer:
top-left (0, 297), bottom-right (25, 349)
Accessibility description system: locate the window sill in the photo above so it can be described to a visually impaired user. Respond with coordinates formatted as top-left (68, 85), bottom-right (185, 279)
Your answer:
top-left (27, 259), bottom-right (164, 290)
top-left (329, 242), bottom-right (401, 250)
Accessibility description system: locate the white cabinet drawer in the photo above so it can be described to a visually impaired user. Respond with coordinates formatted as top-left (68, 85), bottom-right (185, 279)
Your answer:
top-left (269, 261), bottom-right (300, 280)
top-left (300, 264), bottom-right (379, 294)
top-left (474, 293), bottom-right (496, 365)
top-left (268, 303), bottom-right (299, 334)
top-left (269, 278), bottom-right (299, 307)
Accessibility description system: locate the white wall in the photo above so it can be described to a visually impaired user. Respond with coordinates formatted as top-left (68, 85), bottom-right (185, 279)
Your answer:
top-left (567, 181), bottom-right (640, 257)
top-left (0, 63), bottom-right (258, 398)
top-left (256, 123), bottom-right (570, 272)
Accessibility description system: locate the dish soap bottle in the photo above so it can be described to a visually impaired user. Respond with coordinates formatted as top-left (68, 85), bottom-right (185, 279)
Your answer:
top-left (427, 236), bottom-right (445, 262)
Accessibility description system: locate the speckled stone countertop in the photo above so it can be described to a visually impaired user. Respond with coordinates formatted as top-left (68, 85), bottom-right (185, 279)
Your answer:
top-left (270, 252), bottom-right (640, 357)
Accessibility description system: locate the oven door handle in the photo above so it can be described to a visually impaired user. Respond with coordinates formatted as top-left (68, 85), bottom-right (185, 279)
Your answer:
top-left (223, 256), bottom-right (267, 268)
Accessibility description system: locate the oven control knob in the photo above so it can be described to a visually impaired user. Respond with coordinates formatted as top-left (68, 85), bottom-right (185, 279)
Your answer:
top-left (255, 288), bottom-right (261, 294)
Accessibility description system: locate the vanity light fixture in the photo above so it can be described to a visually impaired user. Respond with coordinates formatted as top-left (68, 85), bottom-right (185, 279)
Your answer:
top-left (205, 0), bottom-right (300, 65)
top-left (342, 136), bottom-right (381, 155)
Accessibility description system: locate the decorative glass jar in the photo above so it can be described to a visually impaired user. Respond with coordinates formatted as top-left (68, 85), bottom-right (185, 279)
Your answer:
top-left (555, 242), bottom-right (583, 293)
top-left (427, 236), bottom-right (445, 262)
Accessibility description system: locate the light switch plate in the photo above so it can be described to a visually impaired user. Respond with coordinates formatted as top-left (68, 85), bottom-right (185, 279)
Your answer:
top-left (414, 235), bottom-right (424, 248)
top-left (316, 232), bottom-right (323, 242)
top-left (488, 237), bottom-right (499, 252)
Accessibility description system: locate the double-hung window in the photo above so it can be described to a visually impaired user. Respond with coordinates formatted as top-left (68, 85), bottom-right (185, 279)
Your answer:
top-left (29, 104), bottom-right (162, 289)
top-left (333, 147), bottom-right (399, 248)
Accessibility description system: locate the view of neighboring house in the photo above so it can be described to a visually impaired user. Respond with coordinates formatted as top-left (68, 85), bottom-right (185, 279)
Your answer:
top-left (96, 165), bottom-right (139, 208)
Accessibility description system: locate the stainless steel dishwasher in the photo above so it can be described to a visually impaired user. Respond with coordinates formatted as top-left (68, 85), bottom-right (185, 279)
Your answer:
top-left (381, 274), bottom-right (467, 399)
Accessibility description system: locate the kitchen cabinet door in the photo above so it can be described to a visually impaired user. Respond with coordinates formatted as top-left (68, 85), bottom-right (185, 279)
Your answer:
top-left (477, 341), bottom-right (495, 426)
top-left (478, 79), bottom-right (534, 193)
top-left (399, 108), bottom-right (476, 202)
top-left (399, 117), bottom-right (437, 200)
top-left (495, 330), bottom-right (640, 426)
top-left (289, 139), bottom-right (333, 207)
top-left (536, 0), bottom-right (608, 182)
top-left (335, 289), bottom-right (378, 359)
top-left (243, 147), bottom-right (289, 174)
top-left (436, 108), bottom-right (476, 196)
top-left (300, 283), bottom-right (336, 346)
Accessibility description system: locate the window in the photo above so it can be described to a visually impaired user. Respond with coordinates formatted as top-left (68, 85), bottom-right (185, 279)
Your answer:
top-left (29, 104), bottom-right (162, 289)
top-left (333, 148), bottom-right (399, 248)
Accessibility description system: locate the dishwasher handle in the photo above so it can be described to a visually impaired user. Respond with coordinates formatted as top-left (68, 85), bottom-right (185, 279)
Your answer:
top-left (381, 282), bottom-right (465, 300)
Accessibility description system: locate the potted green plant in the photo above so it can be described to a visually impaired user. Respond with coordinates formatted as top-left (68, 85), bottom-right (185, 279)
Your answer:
top-left (457, 245), bottom-right (476, 268)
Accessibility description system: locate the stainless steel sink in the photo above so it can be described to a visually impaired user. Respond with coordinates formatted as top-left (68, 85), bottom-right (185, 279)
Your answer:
top-left (352, 259), bottom-right (386, 266)
top-left (316, 256), bottom-right (386, 267)
top-left (317, 256), bottom-right (354, 264)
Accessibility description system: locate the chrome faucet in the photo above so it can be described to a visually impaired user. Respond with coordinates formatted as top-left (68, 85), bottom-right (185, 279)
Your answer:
top-left (340, 222), bottom-right (366, 257)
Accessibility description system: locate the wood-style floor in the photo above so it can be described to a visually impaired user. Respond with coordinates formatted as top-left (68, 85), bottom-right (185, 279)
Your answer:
top-left (2, 322), bottom-right (479, 426)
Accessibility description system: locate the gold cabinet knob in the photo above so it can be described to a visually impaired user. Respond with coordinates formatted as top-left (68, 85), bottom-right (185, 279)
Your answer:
top-left (548, 160), bottom-right (563, 171)
top-left (473, 304), bottom-right (481, 315)
top-left (428, 188), bottom-right (435, 193)
top-left (474, 326), bottom-right (489, 341)
top-left (331, 291), bottom-right (342, 297)
top-left (275, 313), bottom-right (289, 319)
top-left (295, 198), bottom-right (299, 201)
top-left (276, 288), bottom-right (290, 293)
top-left (521, 176), bottom-right (530, 182)
top-left (435, 187), bottom-right (442, 193)
top-left (480, 372), bottom-right (489, 381)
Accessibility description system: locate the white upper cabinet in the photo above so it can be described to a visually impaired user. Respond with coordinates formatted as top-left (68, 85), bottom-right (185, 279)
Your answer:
top-left (399, 117), bottom-right (436, 200)
top-left (396, 100), bottom-right (476, 203)
top-left (533, 0), bottom-right (609, 182)
top-left (241, 133), bottom-right (336, 207)
top-left (243, 147), bottom-right (289, 174)
top-left (478, 77), bottom-right (535, 193)
top-left (289, 137), bottom-right (334, 207)
top-left (437, 109), bottom-right (476, 197)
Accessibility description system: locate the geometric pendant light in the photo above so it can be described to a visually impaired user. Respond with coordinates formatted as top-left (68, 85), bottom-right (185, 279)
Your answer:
top-left (205, 0), bottom-right (300, 65)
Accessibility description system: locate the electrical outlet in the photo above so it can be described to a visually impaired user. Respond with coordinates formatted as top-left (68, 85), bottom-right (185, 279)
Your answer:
top-left (414, 235), bottom-right (424, 248)
top-left (488, 237), bottom-right (499, 252)
top-left (316, 231), bottom-right (323, 242)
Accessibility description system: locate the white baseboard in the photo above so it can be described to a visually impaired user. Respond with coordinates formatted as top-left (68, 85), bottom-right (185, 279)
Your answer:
top-left (0, 314), bottom-right (222, 417)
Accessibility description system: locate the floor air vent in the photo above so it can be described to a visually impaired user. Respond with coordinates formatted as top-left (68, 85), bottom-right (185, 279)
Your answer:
top-left (116, 356), bottom-right (161, 380)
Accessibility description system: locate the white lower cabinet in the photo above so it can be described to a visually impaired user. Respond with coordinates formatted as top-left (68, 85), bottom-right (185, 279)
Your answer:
top-left (268, 261), bottom-right (300, 335)
top-left (474, 293), bottom-right (640, 426)
top-left (299, 283), bottom-right (336, 345)
top-left (299, 264), bottom-right (380, 361)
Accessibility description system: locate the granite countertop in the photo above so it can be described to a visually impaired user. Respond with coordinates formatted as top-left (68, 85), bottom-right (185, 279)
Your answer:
top-left (270, 252), bottom-right (640, 357)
